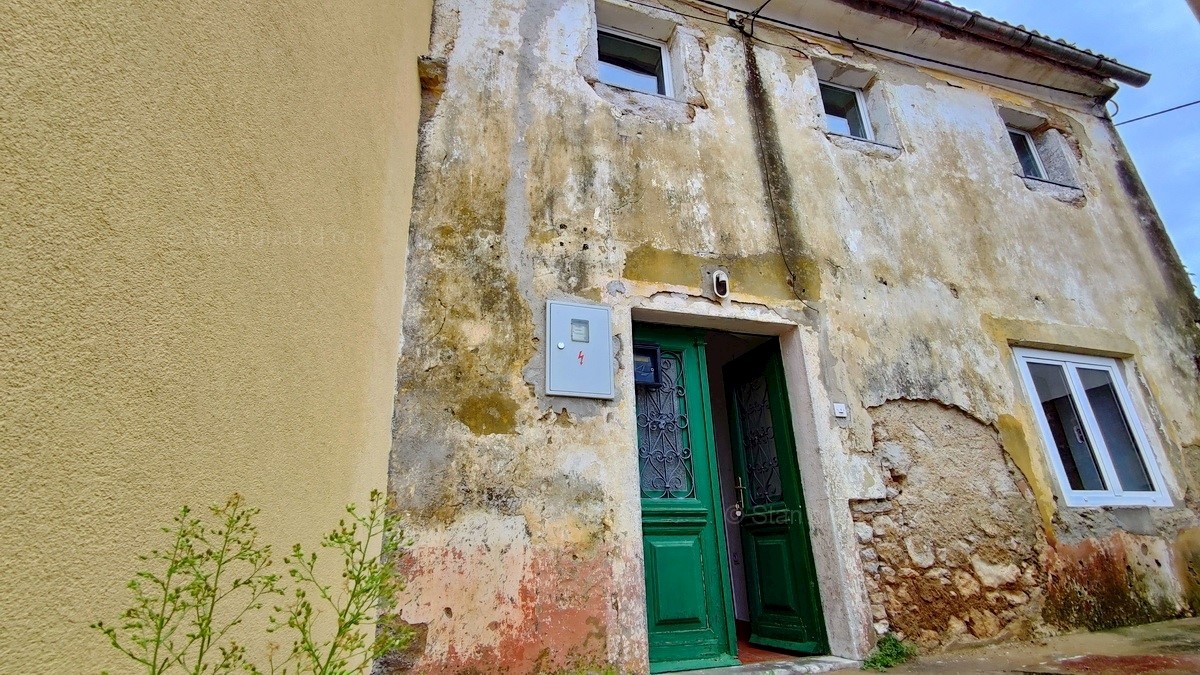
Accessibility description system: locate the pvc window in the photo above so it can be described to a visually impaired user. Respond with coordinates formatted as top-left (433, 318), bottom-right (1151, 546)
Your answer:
top-left (1007, 128), bottom-right (1046, 180)
top-left (597, 27), bottom-right (670, 96)
top-left (1014, 348), bottom-right (1170, 507)
top-left (819, 82), bottom-right (872, 140)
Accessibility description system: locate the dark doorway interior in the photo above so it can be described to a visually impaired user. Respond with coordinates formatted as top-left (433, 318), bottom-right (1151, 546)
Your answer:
top-left (735, 621), bottom-right (811, 664)
top-left (703, 330), bottom-right (829, 662)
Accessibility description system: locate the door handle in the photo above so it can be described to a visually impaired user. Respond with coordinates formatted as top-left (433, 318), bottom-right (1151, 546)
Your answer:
top-left (733, 477), bottom-right (746, 519)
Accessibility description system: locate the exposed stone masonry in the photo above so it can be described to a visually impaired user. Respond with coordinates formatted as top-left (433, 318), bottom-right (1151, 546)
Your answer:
top-left (854, 400), bottom-right (1046, 647)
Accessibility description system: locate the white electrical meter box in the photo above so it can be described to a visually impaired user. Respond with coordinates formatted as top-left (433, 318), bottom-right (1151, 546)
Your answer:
top-left (545, 300), bottom-right (614, 399)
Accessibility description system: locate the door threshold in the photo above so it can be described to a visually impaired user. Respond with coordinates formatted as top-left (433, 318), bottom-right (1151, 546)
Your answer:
top-left (673, 655), bottom-right (859, 674)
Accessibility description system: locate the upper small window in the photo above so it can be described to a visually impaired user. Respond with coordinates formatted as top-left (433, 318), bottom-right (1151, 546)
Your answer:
top-left (597, 27), bottom-right (670, 96)
top-left (1014, 348), bottom-right (1170, 508)
top-left (1008, 128), bottom-right (1046, 180)
top-left (998, 107), bottom-right (1081, 193)
top-left (820, 82), bottom-right (872, 140)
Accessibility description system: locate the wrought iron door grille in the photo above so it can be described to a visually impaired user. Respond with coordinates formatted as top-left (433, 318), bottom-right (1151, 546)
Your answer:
top-left (736, 376), bottom-right (782, 505)
top-left (636, 352), bottom-right (695, 499)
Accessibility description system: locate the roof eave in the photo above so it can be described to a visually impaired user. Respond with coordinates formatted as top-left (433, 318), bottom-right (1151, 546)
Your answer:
top-left (864, 0), bottom-right (1151, 87)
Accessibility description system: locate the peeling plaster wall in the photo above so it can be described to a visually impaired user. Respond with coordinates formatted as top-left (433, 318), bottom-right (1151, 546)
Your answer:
top-left (1, 1), bottom-right (432, 671)
top-left (392, 0), bottom-right (1200, 670)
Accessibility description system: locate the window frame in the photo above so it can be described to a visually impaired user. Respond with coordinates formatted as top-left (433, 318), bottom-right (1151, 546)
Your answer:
top-left (819, 81), bottom-right (874, 141)
top-left (1007, 127), bottom-right (1047, 180)
top-left (596, 25), bottom-right (672, 97)
top-left (1013, 347), bottom-right (1171, 508)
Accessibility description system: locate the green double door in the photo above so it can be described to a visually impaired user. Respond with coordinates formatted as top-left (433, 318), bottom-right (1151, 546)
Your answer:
top-left (634, 326), bottom-right (826, 673)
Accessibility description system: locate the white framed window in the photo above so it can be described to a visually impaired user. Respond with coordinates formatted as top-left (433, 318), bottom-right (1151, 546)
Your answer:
top-left (597, 26), bottom-right (671, 96)
top-left (819, 82), bottom-right (872, 140)
top-left (1014, 348), bottom-right (1170, 508)
top-left (1007, 127), bottom-right (1046, 180)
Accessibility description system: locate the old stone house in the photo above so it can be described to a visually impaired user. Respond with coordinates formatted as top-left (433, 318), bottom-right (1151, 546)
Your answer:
top-left (390, 0), bottom-right (1200, 673)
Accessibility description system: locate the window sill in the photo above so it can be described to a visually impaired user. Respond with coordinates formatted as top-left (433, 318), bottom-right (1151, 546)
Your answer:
top-left (1018, 174), bottom-right (1085, 206)
top-left (1060, 492), bottom-right (1173, 509)
top-left (593, 81), bottom-right (695, 123)
top-left (824, 131), bottom-right (902, 160)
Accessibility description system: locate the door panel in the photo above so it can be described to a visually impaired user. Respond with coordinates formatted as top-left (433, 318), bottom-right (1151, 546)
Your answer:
top-left (635, 326), bottom-right (738, 673)
top-left (749, 532), bottom-right (798, 614)
top-left (645, 536), bottom-right (705, 625)
top-left (725, 342), bottom-right (827, 654)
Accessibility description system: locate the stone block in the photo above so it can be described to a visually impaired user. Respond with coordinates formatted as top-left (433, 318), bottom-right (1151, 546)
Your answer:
top-left (953, 569), bottom-right (981, 597)
top-left (905, 535), bottom-right (936, 568)
top-left (967, 608), bottom-right (1001, 638)
top-left (852, 500), bottom-right (893, 514)
top-left (971, 557), bottom-right (1020, 588)
top-left (873, 515), bottom-right (898, 538)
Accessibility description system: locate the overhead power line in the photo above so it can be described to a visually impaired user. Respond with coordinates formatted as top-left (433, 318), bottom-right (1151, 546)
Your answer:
top-left (621, 0), bottom-right (1196, 125)
top-left (620, 0), bottom-right (1099, 97)
top-left (1115, 99), bottom-right (1200, 126)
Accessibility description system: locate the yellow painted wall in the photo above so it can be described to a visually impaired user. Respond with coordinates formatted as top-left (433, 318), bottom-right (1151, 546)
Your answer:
top-left (0, 1), bottom-right (431, 670)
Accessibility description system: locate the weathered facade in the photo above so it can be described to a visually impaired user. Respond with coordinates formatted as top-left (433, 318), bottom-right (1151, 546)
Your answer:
top-left (2, 1), bottom-right (432, 670)
top-left (390, 0), bottom-right (1200, 672)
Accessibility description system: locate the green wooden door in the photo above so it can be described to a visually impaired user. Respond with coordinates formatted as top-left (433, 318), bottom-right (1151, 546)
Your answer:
top-left (634, 326), bottom-right (738, 673)
top-left (725, 342), bottom-right (827, 654)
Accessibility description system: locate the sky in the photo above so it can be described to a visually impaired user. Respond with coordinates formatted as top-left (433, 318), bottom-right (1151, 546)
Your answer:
top-left (963, 1), bottom-right (1200, 290)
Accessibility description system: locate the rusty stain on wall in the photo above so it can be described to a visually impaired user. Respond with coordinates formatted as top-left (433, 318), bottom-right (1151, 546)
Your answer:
top-left (1043, 532), bottom-right (1183, 631)
top-left (398, 537), bottom-right (613, 673)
